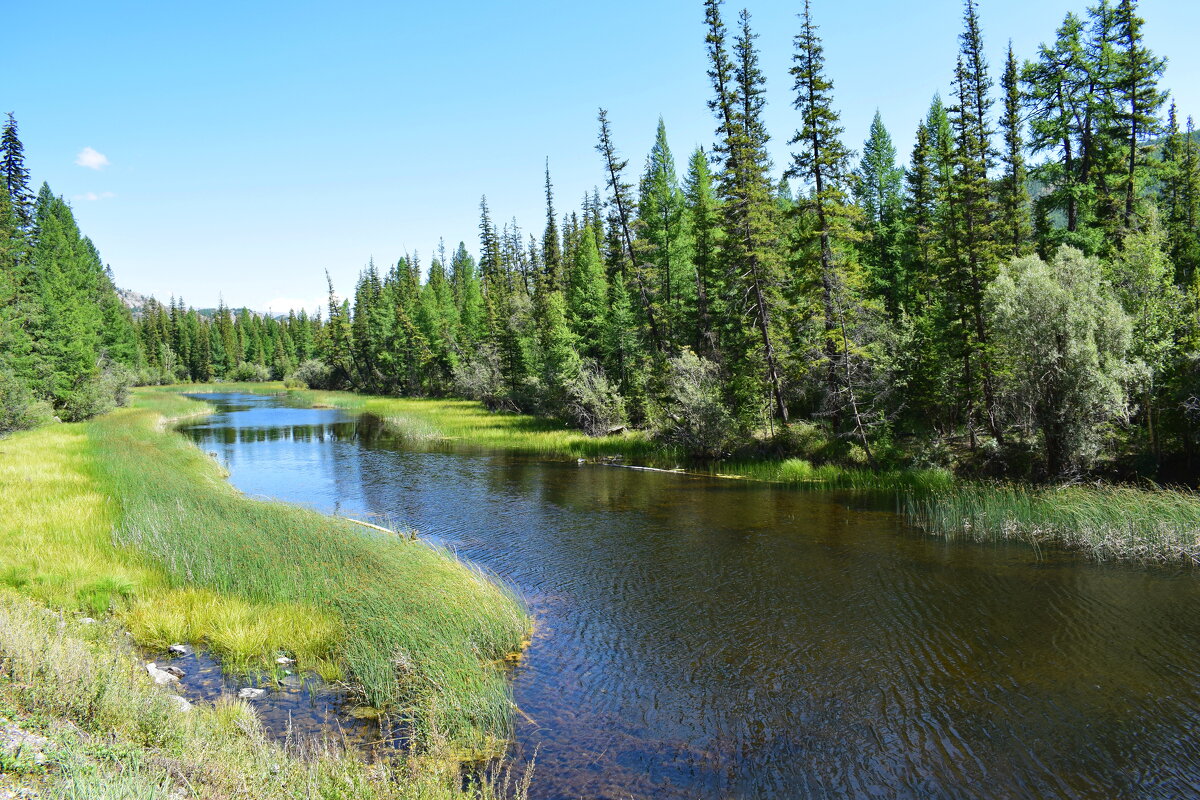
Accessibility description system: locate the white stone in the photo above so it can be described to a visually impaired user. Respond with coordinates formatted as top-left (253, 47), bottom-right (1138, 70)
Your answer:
top-left (145, 662), bottom-right (179, 685)
top-left (168, 695), bottom-right (193, 713)
top-left (237, 687), bottom-right (267, 699)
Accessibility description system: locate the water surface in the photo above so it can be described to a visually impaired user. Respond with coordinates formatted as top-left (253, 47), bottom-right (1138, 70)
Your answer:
top-left (181, 393), bottom-right (1200, 799)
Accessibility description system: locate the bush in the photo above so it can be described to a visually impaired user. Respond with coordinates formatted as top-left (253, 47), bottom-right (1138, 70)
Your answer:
top-left (59, 358), bottom-right (135, 423)
top-left (651, 350), bottom-right (740, 458)
top-left (291, 359), bottom-right (333, 390)
top-left (0, 369), bottom-right (54, 435)
top-left (563, 360), bottom-right (626, 436)
top-left (225, 361), bottom-right (271, 383)
top-left (452, 346), bottom-right (508, 409)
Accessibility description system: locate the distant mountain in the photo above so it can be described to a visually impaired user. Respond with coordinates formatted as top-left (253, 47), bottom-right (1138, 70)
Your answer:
top-left (117, 289), bottom-right (283, 320)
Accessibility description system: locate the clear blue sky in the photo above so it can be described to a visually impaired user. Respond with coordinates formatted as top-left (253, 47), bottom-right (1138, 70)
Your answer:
top-left (8, 0), bottom-right (1200, 313)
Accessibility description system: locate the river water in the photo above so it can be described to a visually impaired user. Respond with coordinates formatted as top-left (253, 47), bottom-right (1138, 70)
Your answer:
top-left (179, 392), bottom-right (1200, 799)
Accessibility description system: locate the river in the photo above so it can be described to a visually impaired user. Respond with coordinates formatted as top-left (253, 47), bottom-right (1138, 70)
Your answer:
top-left (179, 392), bottom-right (1200, 799)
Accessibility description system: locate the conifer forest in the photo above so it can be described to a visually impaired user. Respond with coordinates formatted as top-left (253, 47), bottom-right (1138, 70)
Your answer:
top-left (4, 0), bottom-right (1199, 485)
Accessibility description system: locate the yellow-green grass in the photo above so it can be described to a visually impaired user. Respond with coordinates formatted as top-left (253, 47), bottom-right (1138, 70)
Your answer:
top-left (0, 590), bottom-right (532, 800)
top-left (0, 391), bottom-right (530, 755)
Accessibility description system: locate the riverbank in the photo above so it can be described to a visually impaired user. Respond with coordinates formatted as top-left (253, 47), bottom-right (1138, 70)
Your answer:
top-left (0, 390), bottom-right (532, 796)
top-left (159, 383), bottom-right (1200, 563)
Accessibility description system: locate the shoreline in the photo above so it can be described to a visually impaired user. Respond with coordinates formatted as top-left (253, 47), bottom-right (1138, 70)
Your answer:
top-left (0, 390), bottom-right (533, 798)
top-left (163, 382), bottom-right (1200, 564)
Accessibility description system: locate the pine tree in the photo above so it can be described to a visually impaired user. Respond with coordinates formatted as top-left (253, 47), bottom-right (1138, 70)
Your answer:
top-left (855, 110), bottom-right (906, 317)
top-left (542, 161), bottom-right (563, 292)
top-left (998, 42), bottom-right (1032, 257)
top-left (596, 108), bottom-right (663, 353)
top-left (637, 118), bottom-right (692, 350)
top-left (0, 114), bottom-right (33, 229)
top-left (947, 0), bottom-right (1003, 444)
top-left (683, 146), bottom-right (723, 357)
top-left (1111, 0), bottom-right (1166, 229)
top-left (706, 1), bottom-right (787, 424)
top-left (790, 0), bottom-right (876, 460)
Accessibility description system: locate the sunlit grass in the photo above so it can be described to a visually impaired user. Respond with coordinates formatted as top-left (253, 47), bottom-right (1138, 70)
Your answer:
top-left (96, 390), bottom-right (530, 753)
top-left (905, 482), bottom-right (1200, 562)
top-left (0, 392), bottom-right (530, 754)
top-left (0, 590), bottom-right (532, 799)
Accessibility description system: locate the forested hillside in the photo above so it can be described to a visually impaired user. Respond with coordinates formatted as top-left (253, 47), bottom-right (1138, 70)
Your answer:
top-left (5, 0), bottom-right (1200, 483)
top-left (0, 114), bottom-right (139, 432)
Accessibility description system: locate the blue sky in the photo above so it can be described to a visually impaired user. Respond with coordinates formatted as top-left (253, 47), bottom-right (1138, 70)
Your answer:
top-left (9, 0), bottom-right (1200, 312)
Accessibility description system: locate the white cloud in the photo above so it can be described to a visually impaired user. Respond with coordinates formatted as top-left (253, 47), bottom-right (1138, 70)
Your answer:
top-left (71, 191), bottom-right (116, 202)
top-left (75, 147), bottom-right (110, 170)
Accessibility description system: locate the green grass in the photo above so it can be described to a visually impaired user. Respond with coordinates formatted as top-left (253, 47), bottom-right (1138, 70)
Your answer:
top-left (0, 590), bottom-right (532, 800)
top-left (0, 390), bottom-right (531, 757)
top-left (905, 482), bottom-right (1200, 562)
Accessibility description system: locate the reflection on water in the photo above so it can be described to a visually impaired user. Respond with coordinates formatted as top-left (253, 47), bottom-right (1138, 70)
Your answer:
top-left (181, 393), bottom-right (1200, 799)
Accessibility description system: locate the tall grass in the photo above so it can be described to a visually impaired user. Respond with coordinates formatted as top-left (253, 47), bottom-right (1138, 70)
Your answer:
top-left (87, 392), bottom-right (530, 754)
top-left (0, 590), bottom-right (531, 799)
top-left (906, 482), bottom-right (1200, 562)
top-left (0, 391), bottom-right (530, 755)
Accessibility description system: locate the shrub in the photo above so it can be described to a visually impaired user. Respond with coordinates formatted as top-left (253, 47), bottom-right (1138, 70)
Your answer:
top-left (59, 358), bottom-right (135, 422)
top-left (291, 359), bottom-right (333, 390)
top-left (452, 345), bottom-right (507, 409)
top-left (225, 361), bottom-right (271, 383)
top-left (563, 360), bottom-right (626, 436)
top-left (651, 350), bottom-right (740, 458)
top-left (0, 369), bottom-right (53, 435)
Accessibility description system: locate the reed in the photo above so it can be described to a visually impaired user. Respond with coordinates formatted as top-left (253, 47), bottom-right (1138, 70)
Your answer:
top-left (904, 482), bottom-right (1200, 562)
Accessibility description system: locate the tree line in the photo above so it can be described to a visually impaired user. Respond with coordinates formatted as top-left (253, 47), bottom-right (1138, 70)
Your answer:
top-left (6, 0), bottom-right (1200, 482)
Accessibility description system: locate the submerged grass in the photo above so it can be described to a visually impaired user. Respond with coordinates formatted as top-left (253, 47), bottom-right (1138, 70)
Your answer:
top-left (0, 390), bottom-right (531, 756)
top-left (0, 590), bottom-right (531, 799)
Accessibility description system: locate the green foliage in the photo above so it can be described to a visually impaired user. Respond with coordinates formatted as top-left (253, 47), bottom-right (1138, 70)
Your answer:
top-left (652, 350), bottom-right (740, 458)
top-left (225, 361), bottom-right (271, 382)
top-left (989, 247), bottom-right (1135, 475)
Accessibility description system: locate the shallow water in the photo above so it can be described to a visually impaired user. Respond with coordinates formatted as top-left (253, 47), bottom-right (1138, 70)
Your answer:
top-left (181, 392), bottom-right (1200, 799)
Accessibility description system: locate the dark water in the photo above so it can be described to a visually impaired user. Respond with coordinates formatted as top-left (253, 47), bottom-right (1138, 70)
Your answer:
top-left (180, 393), bottom-right (1200, 799)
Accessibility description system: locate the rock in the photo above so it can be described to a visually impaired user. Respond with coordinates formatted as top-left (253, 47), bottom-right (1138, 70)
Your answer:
top-left (1, 720), bottom-right (52, 766)
top-left (238, 687), bottom-right (267, 699)
top-left (168, 695), bottom-right (193, 713)
top-left (277, 675), bottom-right (304, 688)
top-left (78, 617), bottom-right (97, 625)
top-left (162, 665), bottom-right (186, 679)
top-left (168, 643), bottom-right (192, 656)
top-left (275, 655), bottom-right (295, 665)
top-left (145, 662), bottom-right (179, 685)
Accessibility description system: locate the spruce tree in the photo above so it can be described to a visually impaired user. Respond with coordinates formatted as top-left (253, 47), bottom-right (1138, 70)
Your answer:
top-left (706, 1), bottom-right (788, 425)
top-left (683, 146), bottom-right (723, 357)
top-left (790, 0), bottom-right (876, 459)
top-left (0, 114), bottom-right (33, 229)
top-left (998, 42), bottom-right (1032, 257)
top-left (855, 110), bottom-right (906, 317)
top-left (637, 118), bottom-right (692, 350)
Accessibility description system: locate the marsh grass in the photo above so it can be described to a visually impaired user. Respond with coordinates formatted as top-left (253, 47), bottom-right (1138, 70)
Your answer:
top-left (905, 482), bottom-right (1200, 562)
top-left (88, 392), bottom-right (530, 754)
top-left (0, 590), bottom-right (530, 800)
top-left (0, 392), bottom-right (530, 755)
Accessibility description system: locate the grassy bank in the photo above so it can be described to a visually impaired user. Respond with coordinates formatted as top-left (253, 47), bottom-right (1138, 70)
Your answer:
top-left (0, 590), bottom-right (531, 799)
top-left (159, 383), bottom-right (1200, 563)
top-left (0, 389), bottom-right (530, 758)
